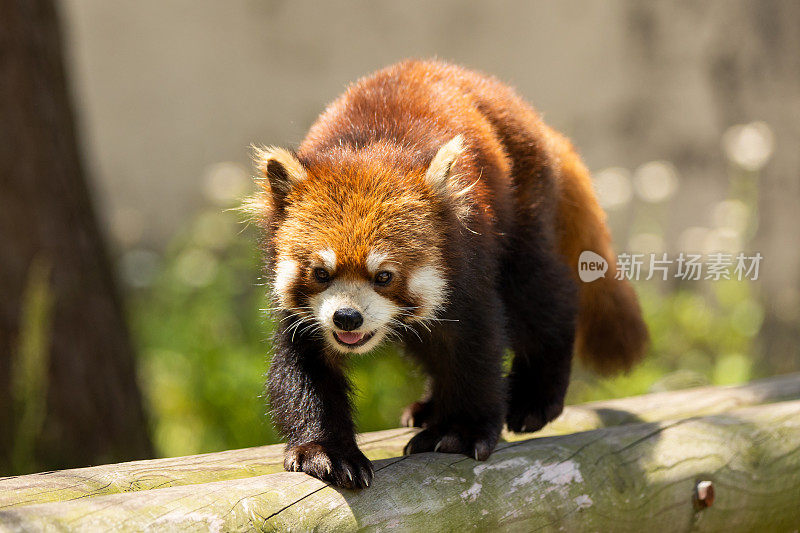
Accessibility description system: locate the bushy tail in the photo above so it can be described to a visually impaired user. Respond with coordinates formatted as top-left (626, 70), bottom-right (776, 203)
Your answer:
top-left (548, 130), bottom-right (649, 375)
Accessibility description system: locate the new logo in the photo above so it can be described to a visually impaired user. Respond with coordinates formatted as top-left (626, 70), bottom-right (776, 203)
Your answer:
top-left (578, 251), bottom-right (608, 282)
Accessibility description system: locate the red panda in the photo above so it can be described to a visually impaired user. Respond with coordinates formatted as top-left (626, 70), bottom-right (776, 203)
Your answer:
top-left (246, 59), bottom-right (648, 489)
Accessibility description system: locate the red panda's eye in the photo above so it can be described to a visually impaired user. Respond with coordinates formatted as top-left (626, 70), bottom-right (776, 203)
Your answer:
top-left (374, 271), bottom-right (393, 285)
top-left (313, 268), bottom-right (331, 282)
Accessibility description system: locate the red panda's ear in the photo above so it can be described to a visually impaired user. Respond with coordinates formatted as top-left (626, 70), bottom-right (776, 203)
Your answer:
top-left (424, 135), bottom-right (464, 193)
top-left (253, 146), bottom-right (307, 205)
top-left (252, 146), bottom-right (307, 214)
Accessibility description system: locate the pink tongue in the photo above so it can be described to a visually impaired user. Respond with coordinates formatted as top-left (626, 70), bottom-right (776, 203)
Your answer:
top-left (336, 331), bottom-right (364, 345)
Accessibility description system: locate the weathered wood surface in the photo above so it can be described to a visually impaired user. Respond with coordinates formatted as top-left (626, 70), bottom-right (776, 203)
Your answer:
top-left (2, 372), bottom-right (799, 511)
top-left (1, 399), bottom-right (799, 532)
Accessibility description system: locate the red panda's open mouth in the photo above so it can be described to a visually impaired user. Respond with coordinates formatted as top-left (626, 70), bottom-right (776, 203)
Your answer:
top-left (333, 330), bottom-right (375, 348)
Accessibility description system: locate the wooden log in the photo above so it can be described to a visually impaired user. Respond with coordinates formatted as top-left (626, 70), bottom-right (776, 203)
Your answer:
top-left (1, 372), bottom-right (799, 510)
top-left (1, 399), bottom-right (799, 532)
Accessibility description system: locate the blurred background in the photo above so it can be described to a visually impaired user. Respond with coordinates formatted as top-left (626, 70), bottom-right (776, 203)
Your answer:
top-left (2, 0), bottom-right (798, 475)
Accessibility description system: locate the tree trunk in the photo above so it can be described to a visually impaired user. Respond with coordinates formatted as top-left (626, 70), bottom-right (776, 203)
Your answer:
top-left (0, 0), bottom-right (151, 474)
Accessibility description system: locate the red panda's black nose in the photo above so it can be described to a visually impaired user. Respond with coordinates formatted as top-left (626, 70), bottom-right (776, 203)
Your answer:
top-left (333, 308), bottom-right (363, 331)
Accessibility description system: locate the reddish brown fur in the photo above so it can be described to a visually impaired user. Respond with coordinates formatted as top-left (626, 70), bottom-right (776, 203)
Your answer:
top-left (277, 149), bottom-right (445, 300)
top-left (249, 59), bottom-right (648, 489)
top-left (547, 130), bottom-right (649, 373)
top-left (256, 59), bottom-right (647, 373)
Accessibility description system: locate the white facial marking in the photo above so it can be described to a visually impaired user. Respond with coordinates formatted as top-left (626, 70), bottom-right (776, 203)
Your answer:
top-left (273, 259), bottom-right (299, 308)
top-left (317, 249), bottom-right (337, 271)
top-left (365, 250), bottom-right (389, 275)
top-left (309, 279), bottom-right (399, 354)
top-left (408, 265), bottom-right (447, 318)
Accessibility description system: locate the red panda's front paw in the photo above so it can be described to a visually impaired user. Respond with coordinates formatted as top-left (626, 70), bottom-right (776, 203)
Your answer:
top-left (403, 424), bottom-right (500, 461)
top-left (284, 443), bottom-right (373, 489)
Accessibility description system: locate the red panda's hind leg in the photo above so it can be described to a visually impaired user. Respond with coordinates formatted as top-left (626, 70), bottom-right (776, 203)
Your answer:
top-left (501, 235), bottom-right (578, 433)
top-left (402, 289), bottom-right (507, 460)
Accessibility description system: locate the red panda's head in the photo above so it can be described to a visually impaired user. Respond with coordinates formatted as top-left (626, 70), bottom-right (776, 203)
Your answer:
top-left (247, 137), bottom-right (470, 355)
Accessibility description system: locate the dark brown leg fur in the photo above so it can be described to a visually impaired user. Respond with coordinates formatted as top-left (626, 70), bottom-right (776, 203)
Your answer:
top-left (501, 232), bottom-right (578, 433)
top-left (268, 316), bottom-right (373, 489)
top-left (401, 399), bottom-right (434, 429)
top-left (402, 288), bottom-right (507, 460)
